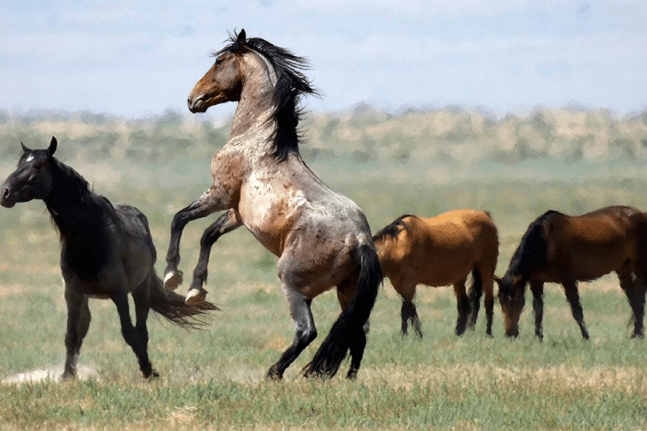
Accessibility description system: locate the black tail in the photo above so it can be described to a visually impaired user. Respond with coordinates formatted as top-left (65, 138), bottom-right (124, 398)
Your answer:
top-left (467, 268), bottom-right (483, 328)
top-left (149, 271), bottom-right (218, 328)
top-left (303, 244), bottom-right (382, 378)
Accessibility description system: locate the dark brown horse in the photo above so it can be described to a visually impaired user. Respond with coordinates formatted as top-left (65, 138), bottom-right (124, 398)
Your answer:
top-left (0, 137), bottom-right (217, 379)
top-left (373, 210), bottom-right (499, 338)
top-left (163, 30), bottom-right (381, 379)
top-left (496, 205), bottom-right (647, 340)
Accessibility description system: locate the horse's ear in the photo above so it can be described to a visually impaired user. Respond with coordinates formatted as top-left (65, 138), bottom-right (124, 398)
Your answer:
top-left (493, 275), bottom-right (502, 286)
top-left (237, 29), bottom-right (246, 44)
top-left (47, 136), bottom-right (57, 156)
top-left (20, 142), bottom-right (30, 153)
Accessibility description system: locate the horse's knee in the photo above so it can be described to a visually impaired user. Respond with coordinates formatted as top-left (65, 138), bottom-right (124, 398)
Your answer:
top-left (296, 325), bottom-right (317, 348)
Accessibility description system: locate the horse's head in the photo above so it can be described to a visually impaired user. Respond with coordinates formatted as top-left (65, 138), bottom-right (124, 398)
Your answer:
top-left (1, 137), bottom-right (57, 208)
top-left (187, 29), bottom-right (248, 113)
top-left (495, 274), bottom-right (526, 337)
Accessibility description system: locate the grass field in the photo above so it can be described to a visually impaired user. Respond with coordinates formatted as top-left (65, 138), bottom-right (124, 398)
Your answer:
top-left (2, 135), bottom-right (647, 429)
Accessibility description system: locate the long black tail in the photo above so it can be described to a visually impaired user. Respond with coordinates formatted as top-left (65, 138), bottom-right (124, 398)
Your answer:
top-left (149, 271), bottom-right (218, 328)
top-left (302, 244), bottom-right (382, 378)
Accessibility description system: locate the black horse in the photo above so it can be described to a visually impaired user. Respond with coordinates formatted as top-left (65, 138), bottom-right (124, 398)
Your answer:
top-left (0, 137), bottom-right (217, 379)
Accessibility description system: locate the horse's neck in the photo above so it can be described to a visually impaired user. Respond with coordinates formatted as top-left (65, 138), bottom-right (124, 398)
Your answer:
top-left (44, 168), bottom-right (101, 235)
top-left (230, 53), bottom-right (277, 141)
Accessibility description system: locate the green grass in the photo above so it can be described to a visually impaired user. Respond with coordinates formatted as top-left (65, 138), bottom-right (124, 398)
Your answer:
top-left (2, 155), bottom-right (647, 430)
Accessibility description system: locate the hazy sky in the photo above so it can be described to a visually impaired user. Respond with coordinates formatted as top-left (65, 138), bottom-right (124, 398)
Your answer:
top-left (1, 0), bottom-right (645, 118)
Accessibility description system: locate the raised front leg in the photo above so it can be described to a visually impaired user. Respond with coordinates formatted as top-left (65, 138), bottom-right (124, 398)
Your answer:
top-left (530, 280), bottom-right (545, 340)
top-left (267, 291), bottom-right (317, 380)
top-left (187, 209), bottom-right (242, 305)
top-left (164, 188), bottom-right (224, 291)
top-left (112, 290), bottom-right (155, 379)
top-left (562, 281), bottom-right (589, 340)
top-left (62, 288), bottom-right (91, 380)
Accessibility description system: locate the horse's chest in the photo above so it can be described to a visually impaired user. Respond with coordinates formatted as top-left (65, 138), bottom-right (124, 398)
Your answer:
top-left (61, 237), bottom-right (112, 280)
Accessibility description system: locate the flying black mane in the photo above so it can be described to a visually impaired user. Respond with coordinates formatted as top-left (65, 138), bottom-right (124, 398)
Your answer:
top-left (216, 30), bottom-right (318, 161)
top-left (373, 214), bottom-right (416, 242)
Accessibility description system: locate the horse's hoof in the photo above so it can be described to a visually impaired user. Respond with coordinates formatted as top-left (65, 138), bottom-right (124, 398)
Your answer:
top-left (266, 366), bottom-right (283, 381)
top-left (185, 288), bottom-right (207, 305)
top-left (346, 369), bottom-right (358, 380)
top-left (146, 370), bottom-right (160, 380)
top-left (164, 270), bottom-right (183, 291)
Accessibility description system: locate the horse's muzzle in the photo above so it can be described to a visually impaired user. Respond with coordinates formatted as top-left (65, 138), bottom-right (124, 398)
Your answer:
top-left (187, 96), bottom-right (207, 113)
top-left (0, 185), bottom-right (15, 208)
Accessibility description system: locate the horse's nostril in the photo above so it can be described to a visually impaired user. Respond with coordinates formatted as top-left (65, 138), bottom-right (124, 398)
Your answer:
top-left (2, 187), bottom-right (8, 199)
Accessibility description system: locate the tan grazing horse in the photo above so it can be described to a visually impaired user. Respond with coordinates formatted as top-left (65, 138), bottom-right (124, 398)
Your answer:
top-left (496, 205), bottom-right (647, 340)
top-left (373, 210), bottom-right (499, 338)
top-left (163, 29), bottom-right (381, 379)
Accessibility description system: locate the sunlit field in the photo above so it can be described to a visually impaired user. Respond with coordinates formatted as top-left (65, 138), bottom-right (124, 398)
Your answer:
top-left (1, 110), bottom-right (647, 429)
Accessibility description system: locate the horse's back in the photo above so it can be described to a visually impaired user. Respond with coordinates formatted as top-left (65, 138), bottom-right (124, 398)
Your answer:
top-left (377, 210), bottom-right (493, 287)
top-left (421, 209), bottom-right (498, 274)
top-left (540, 206), bottom-right (642, 281)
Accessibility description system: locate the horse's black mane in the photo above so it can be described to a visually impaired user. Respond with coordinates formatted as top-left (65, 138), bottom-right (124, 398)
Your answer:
top-left (45, 156), bottom-right (116, 236)
top-left (373, 214), bottom-right (416, 242)
top-left (216, 30), bottom-right (318, 161)
top-left (501, 210), bottom-right (561, 292)
top-left (50, 157), bottom-right (91, 199)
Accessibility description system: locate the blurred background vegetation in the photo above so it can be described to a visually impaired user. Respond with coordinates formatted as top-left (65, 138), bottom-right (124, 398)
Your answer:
top-left (2, 104), bottom-right (647, 273)
top-left (2, 104), bottom-right (646, 165)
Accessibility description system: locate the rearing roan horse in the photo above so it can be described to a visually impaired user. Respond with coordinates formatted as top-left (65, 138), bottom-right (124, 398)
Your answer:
top-left (496, 205), bottom-right (647, 340)
top-left (164, 29), bottom-right (381, 379)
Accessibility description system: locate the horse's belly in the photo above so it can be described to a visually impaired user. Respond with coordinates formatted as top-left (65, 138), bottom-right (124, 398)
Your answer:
top-left (570, 249), bottom-right (630, 280)
top-left (412, 252), bottom-right (474, 287)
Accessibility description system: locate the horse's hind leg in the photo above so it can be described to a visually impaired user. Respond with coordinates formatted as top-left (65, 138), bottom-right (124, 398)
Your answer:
top-left (401, 299), bottom-right (422, 338)
top-left (62, 288), bottom-right (91, 380)
top-left (453, 279), bottom-right (471, 336)
top-left (112, 290), bottom-right (156, 378)
top-left (393, 281), bottom-right (422, 337)
top-left (618, 265), bottom-right (646, 338)
top-left (562, 281), bottom-right (589, 340)
top-left (187, 209), bottom-right (242, 304)
top-left (337, 277), bottom-right (369, 379)
top-left (481, 269), bottom-right (495, 337)
top-left (132, 283), bottom-right (160, 378)
top-left (347, 323), bottom-right (367, 380)
top-left (164, 188), bottom-right (223, 291)
top-left (267, 290), bottom-right (316, 380)
top-left (467, 268), bottom-right (483, 330)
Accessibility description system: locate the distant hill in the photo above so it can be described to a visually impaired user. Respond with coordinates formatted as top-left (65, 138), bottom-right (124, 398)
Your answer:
top-left (1, 106), bottom-right (646, 164)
